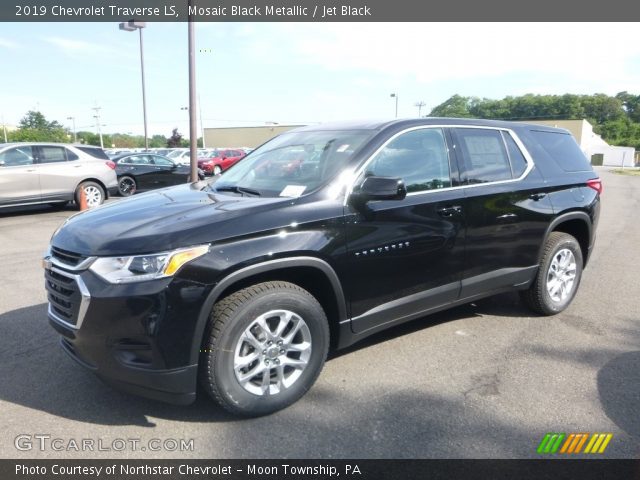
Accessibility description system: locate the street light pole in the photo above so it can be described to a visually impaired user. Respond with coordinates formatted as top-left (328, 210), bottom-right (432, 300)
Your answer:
top-left (390, 93), bottom-right (398, 118)
top-left (119, 20), bottom-right (149, 151)
top-left (67, 116), bottom-right (77, 142)
top-left (139, 27), bottom-right (149, 151)
top-left (414, 101), bottom-right (426, 117)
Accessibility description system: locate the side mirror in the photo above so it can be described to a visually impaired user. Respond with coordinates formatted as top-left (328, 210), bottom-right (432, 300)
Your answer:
top-left (352, 176), bottom-right (407, 202)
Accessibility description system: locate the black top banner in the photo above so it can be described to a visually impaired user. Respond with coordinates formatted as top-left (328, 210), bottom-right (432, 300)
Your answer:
top-left (3, 0), bottom-right (640, 22)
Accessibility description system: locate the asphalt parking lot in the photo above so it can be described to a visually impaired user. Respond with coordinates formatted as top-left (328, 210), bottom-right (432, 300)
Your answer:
top-left (0, 166), bottom-right (638, 459)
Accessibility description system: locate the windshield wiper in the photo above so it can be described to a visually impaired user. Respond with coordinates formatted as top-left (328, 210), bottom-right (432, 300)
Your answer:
top-left (214, 185), bottom-right (261, 197)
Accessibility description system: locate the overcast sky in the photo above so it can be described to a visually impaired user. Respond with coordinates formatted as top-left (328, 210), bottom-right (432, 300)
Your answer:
top-left (1, 22), bottom-right (639, 137)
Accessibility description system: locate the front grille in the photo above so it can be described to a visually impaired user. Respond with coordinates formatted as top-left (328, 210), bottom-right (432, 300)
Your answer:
top-left (45, 268), bottom-right (82, 327)
top-left (51, 246), bottom-right (88, 267)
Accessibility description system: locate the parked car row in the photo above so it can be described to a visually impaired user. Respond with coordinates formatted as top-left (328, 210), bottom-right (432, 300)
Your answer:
top-left (0, 143), bottom-right (207, 210)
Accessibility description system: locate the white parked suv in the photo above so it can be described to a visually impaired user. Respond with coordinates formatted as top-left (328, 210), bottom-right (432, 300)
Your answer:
top-left (0, 143), bottom-right (118, 210)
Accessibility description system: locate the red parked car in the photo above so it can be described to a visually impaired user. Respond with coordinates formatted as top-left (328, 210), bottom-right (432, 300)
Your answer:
top-left (197, 148), bottom-right (246, 175)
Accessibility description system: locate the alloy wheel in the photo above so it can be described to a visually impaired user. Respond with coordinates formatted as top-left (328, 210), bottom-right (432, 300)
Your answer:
top-left (233, 310), bottom-right (312, 396)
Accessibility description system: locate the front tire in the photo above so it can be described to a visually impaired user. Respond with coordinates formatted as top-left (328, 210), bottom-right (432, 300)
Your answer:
top-left (520, 232), bottom-right (583, 315)
top-left (199, 281), bottom-right (329, 416)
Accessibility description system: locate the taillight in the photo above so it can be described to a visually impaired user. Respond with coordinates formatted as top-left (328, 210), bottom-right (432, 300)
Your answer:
top-left (586, 178), bottom-right (602, 195)
top-left (105, 161), bottom-right (116, 170)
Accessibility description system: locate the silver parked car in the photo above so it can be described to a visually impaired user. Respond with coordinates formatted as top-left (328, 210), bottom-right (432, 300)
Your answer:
top-left (0, 143), bottom-right (118, 210)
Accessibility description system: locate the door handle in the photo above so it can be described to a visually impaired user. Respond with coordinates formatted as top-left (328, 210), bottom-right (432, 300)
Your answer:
top-left (437, 205), bottom-right (462, 217)
top-left (529, 192), bottom-right (547, 201)
top-left (496, 213), bottom-right (519, 223)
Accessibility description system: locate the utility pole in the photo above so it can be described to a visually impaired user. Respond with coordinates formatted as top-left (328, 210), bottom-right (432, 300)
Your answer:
top-left (67, 116), bottom-right (77, 143)
top-left (198, 93), bottom-right (205, 148)
top-left (92, 106), bottom-right (104, 149)
top-left (414, 101), bottom-right (426, 117)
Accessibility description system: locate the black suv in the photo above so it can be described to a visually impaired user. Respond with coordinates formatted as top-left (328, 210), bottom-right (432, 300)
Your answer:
top-left (44, 119), bottom-right (601, 416)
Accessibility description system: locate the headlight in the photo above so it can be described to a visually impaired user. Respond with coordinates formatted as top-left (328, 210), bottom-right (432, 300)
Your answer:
top-left (89, 245), bottom-right (209, 284)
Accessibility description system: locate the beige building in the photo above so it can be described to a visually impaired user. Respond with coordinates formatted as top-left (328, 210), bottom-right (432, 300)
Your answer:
top-left (517, 119), bottom-right (636, 167)
top-left (203, 125), bottom-right (306, 149)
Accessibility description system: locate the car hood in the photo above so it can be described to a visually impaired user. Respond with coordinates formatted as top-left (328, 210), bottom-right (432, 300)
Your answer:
top-left (51, 182), bottom-right (295, 256)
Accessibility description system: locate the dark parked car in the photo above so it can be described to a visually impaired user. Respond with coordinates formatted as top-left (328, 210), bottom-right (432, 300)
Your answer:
top-left (113, 153), bottom-right (203, 196)
top-left (45, 118), bottom-right (600, 416)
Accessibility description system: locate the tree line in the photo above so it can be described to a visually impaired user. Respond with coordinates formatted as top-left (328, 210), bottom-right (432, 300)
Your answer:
top-left (428, 92), bottom-right (640, 149)
top-left (2, 111), bottom-right (197, 148)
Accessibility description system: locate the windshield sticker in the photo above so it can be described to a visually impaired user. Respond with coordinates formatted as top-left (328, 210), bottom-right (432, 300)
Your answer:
top-left (279, 185), bottom-right (307, 198)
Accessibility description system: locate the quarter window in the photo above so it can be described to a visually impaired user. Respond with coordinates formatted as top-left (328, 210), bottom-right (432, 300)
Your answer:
top-left (65, 148), bottom-right (79, 161)
top-left (454, 128), bottom-right (512, 183)
top-left (502, 131), bottom-right (528, 178)
top-left (366, 128), bottom-right (452, 193)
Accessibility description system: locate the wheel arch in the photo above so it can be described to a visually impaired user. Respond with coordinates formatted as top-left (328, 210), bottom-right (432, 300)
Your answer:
top-left (75, 178), bottom-right (109, 202)
top-left (541, 211), bottom-right (592, 267)
top-left (189, 256), bottom-right (348, 364)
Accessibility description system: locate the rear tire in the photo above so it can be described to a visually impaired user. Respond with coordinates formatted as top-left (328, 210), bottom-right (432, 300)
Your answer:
top-left (199, 281), bottom-right (329, 417)
top-left (118, 176), bottom-right (136, 197)
top-left (520, 232), bottom-right (583, 315)
top-left (75, 181), bottom-right (105, 209)
top-left (213, 165), bottom-right (222, 176)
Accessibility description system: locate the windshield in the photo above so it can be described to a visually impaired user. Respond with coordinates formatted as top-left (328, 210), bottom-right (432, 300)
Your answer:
top-left (211, 130), bottom-right (371, 197)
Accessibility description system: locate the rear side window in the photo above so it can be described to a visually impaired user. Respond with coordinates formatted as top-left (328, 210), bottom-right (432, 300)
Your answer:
top-left (39, 146), bottom-right (67, 163)
top-left (454, 128), bottom-right (512, 183)
top-left (152, 156), bottom-right (173, 166)
top-left (75, 146), bottom-right (109, 160)
top-left (529, 130), bottom-right (590, 172)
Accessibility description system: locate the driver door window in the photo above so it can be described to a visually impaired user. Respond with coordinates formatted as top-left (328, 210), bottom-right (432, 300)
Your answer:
top-left (366, 128), bottom-right (452, 193)
top-left (0, 146), bottom-right (35, 167)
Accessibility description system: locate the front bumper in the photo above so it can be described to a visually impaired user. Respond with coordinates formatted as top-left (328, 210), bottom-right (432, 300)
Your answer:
top-left (45, 263), bottom-right (209, 405)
